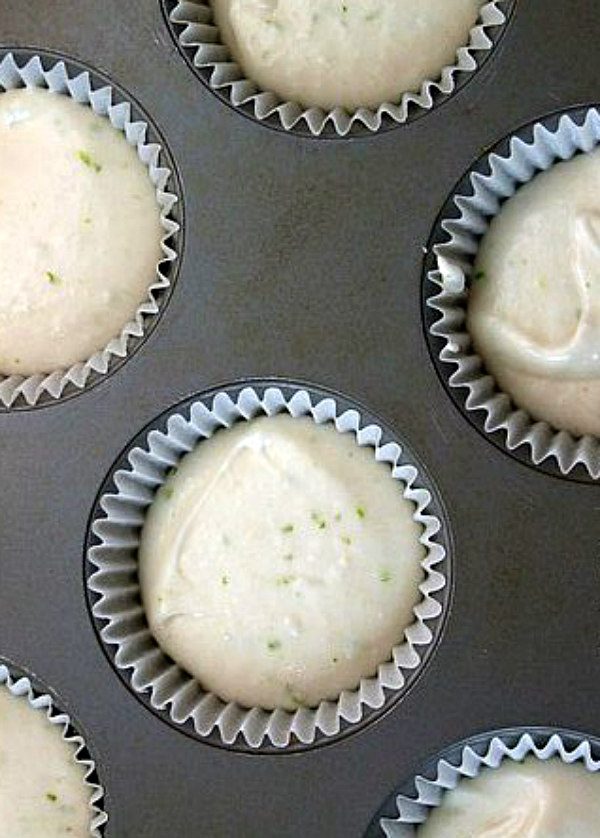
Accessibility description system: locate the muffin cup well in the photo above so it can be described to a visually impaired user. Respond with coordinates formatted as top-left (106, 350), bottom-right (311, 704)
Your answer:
top-left (86, 382), bottom-right (451, 750)
top-left (0, 50), bottom-right (181, 408)
top-left (164, 1), bottom-right (512, 137)
top-left (0, 660), bottom-right (108, 835)
top-left (425, 106), bottom-right (600, 481)
top-left (368, 727), bottom-right (600, 836)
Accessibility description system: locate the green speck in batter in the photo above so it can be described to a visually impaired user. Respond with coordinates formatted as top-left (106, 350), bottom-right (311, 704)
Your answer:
top-left (281, 523), bottom-right (294, 534)
top-left (267, 639), bottom-right (282, 652)
top-left (473, 270), bottom-right (486, 282)
top-left (356, 506), bottom-right (366, 520)
top-left (379, 568), bottom-right (392, 583)
top-left (76, 149), bottom-right (102, 172)
top-left (46, 792), bottom-right (58, 803)
top-left (311, 511), bottom-right (326, 530)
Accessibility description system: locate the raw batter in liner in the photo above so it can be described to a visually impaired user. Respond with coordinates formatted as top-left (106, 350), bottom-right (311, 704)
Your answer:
top-left (0, 87), bottom-right (162, 376)
top-left (468, 149), bottom-right (600, 438)
top-left (418, 757), bottom-right (600, 836)
top-left (139, 415), bottom-right (425, 711)
top-left (211, 0), bottom-right (483, 111)
top-left (0, 685), bottom-right (92, 837)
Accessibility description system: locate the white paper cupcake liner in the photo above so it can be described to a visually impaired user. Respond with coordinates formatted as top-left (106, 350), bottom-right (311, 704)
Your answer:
top-left (0, 661), bottom-right (108, 835)
top-left (87, 383), bottom-right (449, 749)
top-left (0, 51), bottom-right (180, 408)
top-left (376, 727), bottom-right (600, 835)
top-left (426, 106), bottom-right (600, 479)
top-left (166, 1), bottom-right (510, 137)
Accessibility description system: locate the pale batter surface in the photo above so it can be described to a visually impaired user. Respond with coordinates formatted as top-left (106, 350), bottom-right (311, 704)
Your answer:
top-left (0, 686), bottom-right (92, 837)
top-left (0, 87), bottom-right (162, 376)
top-left (139, 415), bottom-right (425, 710)
top-left (468, 149), bottom-right (600, 438)
top-left (211, 0), bottom-right (483, 111)
top-left (418, 757), bottom-right (600, 837)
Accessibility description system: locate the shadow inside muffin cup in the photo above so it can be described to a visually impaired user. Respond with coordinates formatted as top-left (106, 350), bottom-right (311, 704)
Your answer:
top-left (423, 105), bottom-right (600, 483)
top-left (364, 725), bottom-right (600, 836)
top-left (0, 656), bottom-right (108, 836)
top-left (85, 379), bottom-right (452, 752)
top-left (0, 48), bottom-right (182, 410)
top-left (162, 0), bottom-right (515, 138)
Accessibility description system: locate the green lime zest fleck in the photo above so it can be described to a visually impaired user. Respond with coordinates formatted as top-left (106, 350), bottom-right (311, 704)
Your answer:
top-left (76, 149), bottom-right (102, 172)
top-left (285, 683), bottom-right (305, 708)
top-left (46, 271), bottom-right (62, 286)
top-left (83, 216), bottom-right (92, 225)
top-left (276, 574), bottom-right (295, 586)
top-left (311, 511), bottom-right (326, 530)
top-left (341, 535), bottom-right (352, 546)
top-left (281, 523), bottom-right (294, 534)
top-left (473, 270), bottom-right (486, 282)
top-left (332, 656), bottom-right (339, 664)
top-left (379, 568), bottom-right (392, 583)
top-left (283, 553), bottom-right (294, 562)
top-left (161, 485), bottom-right (174, 499)
top-left (334, 512), bottom-right (342, 522)
top-left (356, 506), bottom-right (366, 520)
top-left (267, 639), bottom-right (282, 652)
top-left (221, 575), bottom-right (229, 586)
top-left (46, 792), bottom-right (58, 803)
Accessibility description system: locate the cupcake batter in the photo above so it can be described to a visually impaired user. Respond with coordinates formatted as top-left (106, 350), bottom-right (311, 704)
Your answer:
top-left (418, 757), bottom-right (600, 836)
top-left (139, 415), bottom-right (424, 711)
top-left (468, 149), bottom-right (600, 438)
top-left (211, 0), bottom-right (483, 111)
top-left (0, 685), bottom-right (92, 837)
top-left (0, 87), bottom-right (162, 376)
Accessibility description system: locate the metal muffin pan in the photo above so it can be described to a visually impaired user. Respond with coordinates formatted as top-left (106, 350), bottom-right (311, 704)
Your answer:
top-left (1, 0), bottom-right (599, 835)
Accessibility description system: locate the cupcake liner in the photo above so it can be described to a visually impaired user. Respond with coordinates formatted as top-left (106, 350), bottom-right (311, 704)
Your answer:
top-left (425, 106), bottom-right (600, 480)
top-left (0, 660), bottom-right (108, 835)
top-left (165, 1), bottom-right (511, 137)
top-left (0, 51), bottom-right (181, 408)
top-left (86, 383), bottom-right (450, 750)
top-left (372, 727), bottom-right (600, 836)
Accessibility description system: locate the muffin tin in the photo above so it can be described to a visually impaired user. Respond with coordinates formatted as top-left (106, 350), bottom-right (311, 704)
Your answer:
top-left (2, 0), bottom-right (600, 835)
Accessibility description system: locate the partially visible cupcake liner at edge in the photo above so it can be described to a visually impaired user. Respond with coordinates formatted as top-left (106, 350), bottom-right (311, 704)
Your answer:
top-left (0, 51), bottom-right (181, 408)
top-left (425, 106), bottom-right (600, 480)
top-left (86, 383), bottom-right (451, 750)
top-left (164, 0), bottom-right (512, 137)
top-left (0, 661), bottom-right (108, 835)
top-left (367, 727), bottom-right (600, 836)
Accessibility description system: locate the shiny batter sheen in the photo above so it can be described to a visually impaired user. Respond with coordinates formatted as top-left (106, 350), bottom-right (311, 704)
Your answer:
top-left (0, 87), bottom-right (162, 376)
top-left (139, 415), bottom-right (425, 711)
top-left (468, 149), bottom-right (600, 438)
top-left (211, 0), bottom-right (483, 111)
top-left (0, 686), bottom-right (92, 837)
top-left (418, 758), bottom-right (600, 837)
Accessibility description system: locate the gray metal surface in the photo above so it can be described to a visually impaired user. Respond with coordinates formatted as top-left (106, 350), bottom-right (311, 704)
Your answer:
top-left (0, 1), bottom-right (599, 836)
